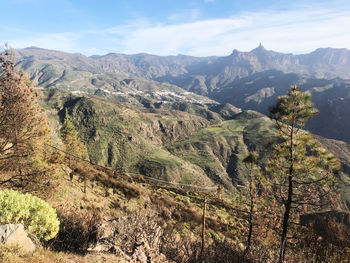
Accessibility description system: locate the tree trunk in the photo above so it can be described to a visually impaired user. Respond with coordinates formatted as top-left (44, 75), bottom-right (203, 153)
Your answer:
top-left (83, 175), bottom-right (87, 193)
top-left (201, 196), bottom-right (207, 254)
top-left (279, 122), bottom-right (295, 263)
top-left (279, 175), bottom-right (293, 262)
top-left (245, 166), bottom-right (254, 256)
top-left (244, 198), bottom-right (254, 256)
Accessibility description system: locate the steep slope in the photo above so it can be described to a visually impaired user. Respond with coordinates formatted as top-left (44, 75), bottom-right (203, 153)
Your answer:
top-left (41, 90), bottom-right (269, 190)
top-left (168, 111), bottom-right (276, 189)
top-left (17, 45), bottom-right (350, 89)
top-left (211, 70), bottom-right (350, 142)
top-left (90, 52), bottom-right (214, 79)
top-left (41, 90), bottom-right (350, 206)
top-left (16, 45), bottom-right (350, 96)
top-left (42, 89), bottom-right (217, 187)
top-left (17, 46), bottom-right (350, 143)
top-left (16, 48), bottom-right (216, 106)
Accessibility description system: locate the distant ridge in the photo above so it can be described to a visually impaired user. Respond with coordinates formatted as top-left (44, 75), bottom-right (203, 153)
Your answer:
top-left (13, 45), bottom-right (350, 143)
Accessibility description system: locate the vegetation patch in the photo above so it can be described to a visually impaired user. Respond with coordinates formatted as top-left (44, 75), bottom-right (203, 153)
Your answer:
top-left (0, 189), bottom-right (60, 241)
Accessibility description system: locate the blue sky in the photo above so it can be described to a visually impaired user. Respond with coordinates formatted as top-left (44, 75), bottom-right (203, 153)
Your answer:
top-left (1, 0), bottom-right (350, 56)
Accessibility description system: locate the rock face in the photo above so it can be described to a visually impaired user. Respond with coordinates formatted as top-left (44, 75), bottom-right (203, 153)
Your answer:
top-left (0, 224), bottom-right (36, 253)
top-left (88, 215), bottom-right (171, 263)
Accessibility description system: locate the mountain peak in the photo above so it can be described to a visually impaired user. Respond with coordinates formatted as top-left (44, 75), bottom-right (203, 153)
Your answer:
top-left (231, 49), bottom-right (239, 56)
top-left (251, 43), bottom-right (267, 53)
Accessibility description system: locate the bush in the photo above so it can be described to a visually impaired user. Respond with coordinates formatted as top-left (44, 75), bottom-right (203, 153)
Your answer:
top-left (0, 189), bottom-right (60, 240)
top-left (48, 208), bottom-right (101, 253)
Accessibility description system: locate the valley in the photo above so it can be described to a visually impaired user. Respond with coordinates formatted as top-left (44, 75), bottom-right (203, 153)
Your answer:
top-left (2, 45), bottom-right (350, 262)
top-left (17, 45), bottom-right (350, 142)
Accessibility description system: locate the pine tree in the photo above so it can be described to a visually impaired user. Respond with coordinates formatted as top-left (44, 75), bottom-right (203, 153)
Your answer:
top-left (0, 48), bottom-right (51, 186)
top-left (267, 85), bottom-right (340, 262)
top-left (242, 151), bottom-right (260, 256)
top-left (60, 108), bottom-right (88, 161)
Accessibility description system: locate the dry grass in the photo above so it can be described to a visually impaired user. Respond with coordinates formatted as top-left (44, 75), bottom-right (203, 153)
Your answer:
top-left (3, 157), bottom-right (348, 263)
top-left (0, 244), bottom-right (128, 263)
top-left (47, 208), bottom-right (102, 253)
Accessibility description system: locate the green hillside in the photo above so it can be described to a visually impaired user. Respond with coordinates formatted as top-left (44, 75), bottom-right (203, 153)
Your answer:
top-left (0, 84), bottom-right (348, 262)
top-left (40, 88), bottom-right (350, 206)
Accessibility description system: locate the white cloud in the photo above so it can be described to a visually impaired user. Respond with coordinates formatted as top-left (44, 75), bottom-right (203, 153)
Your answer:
top-left (4, 6), bottom-right (350, 56)
top-left (95, 8), bottom-right (350, 56)
top-left (167, 8), bottom-right (202, 22)
top-left (7, 32), bottom-right (81, 53)
top-left (117, 17), bottom-right (252, 55)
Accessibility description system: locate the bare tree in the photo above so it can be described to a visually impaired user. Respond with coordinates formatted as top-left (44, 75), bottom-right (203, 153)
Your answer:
top-left (0, 47), bottom-right (51, 186)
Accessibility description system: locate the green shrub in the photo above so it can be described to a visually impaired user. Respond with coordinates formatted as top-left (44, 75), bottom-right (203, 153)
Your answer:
top-left (0, 189), bottom-right (60, 240)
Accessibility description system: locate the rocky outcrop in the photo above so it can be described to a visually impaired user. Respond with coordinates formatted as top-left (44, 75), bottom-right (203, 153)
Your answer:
top-left (88, 214), bottom-right (171, 263)
top-left (137, 115), bottom-right (209, 145)
top-left (0, 224), bottom-right (36, 254)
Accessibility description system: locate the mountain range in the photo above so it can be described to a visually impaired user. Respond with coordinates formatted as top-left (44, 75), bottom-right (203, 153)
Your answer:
top-left (13, 45), bottom-right (350, 206)
top-left (16, 45), bottom-right (350, 142)
top-left (2, 44), bottom-right (349, 262)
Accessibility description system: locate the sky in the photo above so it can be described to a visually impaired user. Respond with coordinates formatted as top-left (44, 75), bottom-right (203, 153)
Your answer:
top-left (1, 0), bottom-right (350, 56)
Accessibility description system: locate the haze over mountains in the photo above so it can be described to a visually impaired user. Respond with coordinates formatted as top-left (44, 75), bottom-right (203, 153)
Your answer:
top-left (17, 44), bottom-right (350, 82)
top-left (16, 45), bottom-right (350, 142)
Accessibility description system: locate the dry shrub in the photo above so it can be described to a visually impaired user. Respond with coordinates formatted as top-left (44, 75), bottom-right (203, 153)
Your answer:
top-left (174, 206), bottom-right (202, 224)
top-left (0, 166), bottom-right (59, 199)
top-left (161, 235), bottom-right (202, 263)
top-left (202, 240), bottom-right (245, 263)
top-left (151, 193), bottom-right (177, 209)
top-left (206, 216), bottom-right (225, 232)
top-left (244, 222), bottom-right (350, 262)
top-left (288, 226), bottom-right (350, 263)
top-left (93, 171), bottom-right (142, 200)
top-left (91, 209), bottom-right (164, 255)
top-left (161, 232), bottom-right (245, 263)
top-left (47, 207), bottom-right (102, 253)
top-left (312, 217), bottom-right (350, 247)
top-left (150, 192), bottom-right (203, 225)
top-left (115, 181), bottom-right (142, 200)
top-left (159, 205), bottom-right (172, 220)
top-left (72, 161), bottom-right (143, 200)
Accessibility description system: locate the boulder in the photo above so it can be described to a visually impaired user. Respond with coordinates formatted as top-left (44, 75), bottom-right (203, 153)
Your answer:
top-left (88, 217), bottom-right (172, 262)
top-left (0, 224), bottom-right (36, 254)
